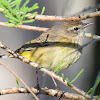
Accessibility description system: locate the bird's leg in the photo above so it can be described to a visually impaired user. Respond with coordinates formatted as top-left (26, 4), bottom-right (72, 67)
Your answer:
top-left (35, 68), bottom-right (40, 90)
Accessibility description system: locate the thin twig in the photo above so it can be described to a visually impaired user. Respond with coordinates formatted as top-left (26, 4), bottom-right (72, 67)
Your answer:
top-left (0, 22), bottom-right (48, 32)
top-left (0, 41), bottom-right (91, 99)
top-left (0, 87), bottom-right (87, 100)
top-left (0, 61), bottom-right (39, 100)
top-left (25, 11), bottom-right (100, 21)
top-left (84, 33), bottom-right (100, 40)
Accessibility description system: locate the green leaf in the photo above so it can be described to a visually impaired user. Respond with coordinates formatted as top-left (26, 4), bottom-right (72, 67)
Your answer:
top-left (62, 73), bottom-right (65, 82)
top-left (87, 88), bottom-right (93, 94)
top-left (22, 19), bottom-right (35, 23)
top-left (8, 20), bottom-right (18, 24)
top-left (27, 12), bottom-right (38, 18)
top-left (66, 78), bottom-right (72, 87)
top-left (91, 76), bottom-right (100, 96)
top-left (4, 0), bottom-right (13, 12)
top-left (16, 77), bottom-right (19, 88)
top-left (21, 0), bottom-right (30, 9)
top-left (86, 76), bottom-right (100, 95)
top-left (96, 95), bottom-right (100, 99)
top-left (78, 15), bottom-right (81, 18)
top-left (71, 69), bottom-right (84, 83)
top-left (28, 3), bottom-right (39, 11)
top-left (86, 15), bottom-right (89, 18)
top-left (15, 0), bottom-right (21, 19)
top-left (20, 9), bottom-right (27, 20)
top-left (96, 9), bottom-right (98, 12)
top-left (0, 0), bottom-right (40, 25)
top-left (5, 14), bottom-right (19, 22)
top-left (45, 87), bottom-right (48, 89)
top-left (8, 0), bottom-right (12, 3)
top-left (41, 7), bottom-right (45, 15)
top-left (54, 61), bottom-right (63, 75)
top-left (10, 1), bottom-right (16, 8)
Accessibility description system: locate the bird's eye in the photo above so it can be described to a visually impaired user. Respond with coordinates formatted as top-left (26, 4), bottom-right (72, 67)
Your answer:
top-left (74, 27), bottom-right (79, 31)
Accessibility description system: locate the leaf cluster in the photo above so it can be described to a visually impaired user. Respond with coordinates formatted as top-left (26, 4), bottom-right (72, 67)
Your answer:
top-left (0, 0), bottom-right (39, 25)
top-left (62, 69), bottom-right (84, 87)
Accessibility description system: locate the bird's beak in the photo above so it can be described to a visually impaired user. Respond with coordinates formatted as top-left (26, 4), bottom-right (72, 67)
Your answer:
top-left (84, 23), bottom-right (94, 28)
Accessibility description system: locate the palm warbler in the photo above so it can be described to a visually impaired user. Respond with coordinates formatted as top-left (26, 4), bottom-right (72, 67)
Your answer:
top-left (1, 21), bottom-right (91, 71)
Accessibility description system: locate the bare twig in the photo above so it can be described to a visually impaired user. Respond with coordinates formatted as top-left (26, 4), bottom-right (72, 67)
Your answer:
top-left (84, 33), bottom-right (100, 40)
top-left (0, 87), bottom-right (88, 100)
top-left (0, 22), bottom-right (48, 32)
top-left (25, 11), bottom-right (100, 21)
top-left (0, 61), bottom-right (39, 100)
top-left (0, 7), bottom-right (100, 22)
top-left (0, 41), bottom-right (91, 99)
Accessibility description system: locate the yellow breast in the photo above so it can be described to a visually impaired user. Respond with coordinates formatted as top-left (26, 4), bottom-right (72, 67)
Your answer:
top-left (19, 44), bottom-right (81, 71)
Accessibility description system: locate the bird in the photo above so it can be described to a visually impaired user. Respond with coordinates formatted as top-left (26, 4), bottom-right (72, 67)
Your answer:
top-left (0, 21), bottom-right (92, 72)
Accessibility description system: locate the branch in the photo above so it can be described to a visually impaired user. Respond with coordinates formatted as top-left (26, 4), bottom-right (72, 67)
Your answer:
top-left (0, 22), bottom-right (48, 32)
top-left (84, 33), bottom-right (100, 40)
top-left (1, 7), bottom-right (100, 21)
top-left (0, 87), bottom-right (89, 100)
top-left (25, 11), bottom-right (100, 21)
top-left (0, 41), bottom-right (91, 99)
top-left (0, 61), bottom-right (39, 100)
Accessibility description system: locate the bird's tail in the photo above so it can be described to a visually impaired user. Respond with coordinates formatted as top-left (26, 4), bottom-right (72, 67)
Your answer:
top-left (0, 54), bottom-right (14, 58)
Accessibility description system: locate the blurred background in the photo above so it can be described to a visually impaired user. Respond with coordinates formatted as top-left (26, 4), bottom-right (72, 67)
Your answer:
top-left (0, 0), bottom-right (100, 100)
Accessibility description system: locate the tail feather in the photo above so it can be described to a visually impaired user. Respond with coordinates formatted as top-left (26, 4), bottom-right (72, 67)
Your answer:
top-left (0, 54), bottom-right (13, 58)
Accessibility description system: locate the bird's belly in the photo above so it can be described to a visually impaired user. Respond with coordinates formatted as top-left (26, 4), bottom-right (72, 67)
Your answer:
top-left (20, 46), bottom-right (81, 71)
